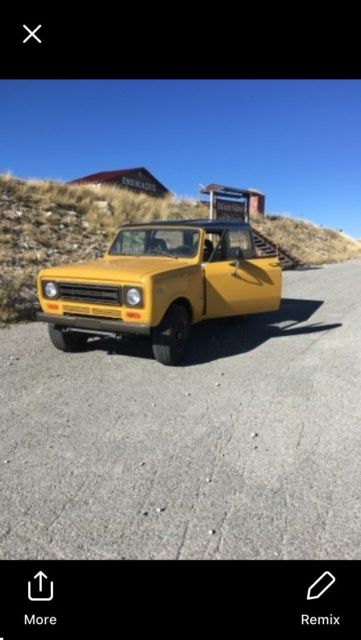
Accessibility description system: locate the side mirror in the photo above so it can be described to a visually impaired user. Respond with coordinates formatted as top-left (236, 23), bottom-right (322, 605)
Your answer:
top-left (232, 247), bottom-right (243, 275)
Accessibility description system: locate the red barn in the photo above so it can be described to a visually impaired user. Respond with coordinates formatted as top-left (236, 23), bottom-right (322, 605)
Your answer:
top-left (69, 167), bottom-right (169, 197)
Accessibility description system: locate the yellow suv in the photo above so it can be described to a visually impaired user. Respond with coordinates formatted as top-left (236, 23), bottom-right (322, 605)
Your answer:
top-left (36, 219), bottom-right (282, 365)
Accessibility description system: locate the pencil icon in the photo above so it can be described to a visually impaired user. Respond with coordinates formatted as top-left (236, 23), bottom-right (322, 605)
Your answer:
top-left (307, 571), bottom-right (336, 600)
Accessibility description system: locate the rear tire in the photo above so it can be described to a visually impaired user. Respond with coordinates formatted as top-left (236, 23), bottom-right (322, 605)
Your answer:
top-left (48, 324), bottom-right (88, 352)
top-left (152, 304), bottom-right (190, 365)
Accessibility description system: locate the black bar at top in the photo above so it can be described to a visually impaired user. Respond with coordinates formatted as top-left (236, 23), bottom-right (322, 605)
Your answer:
top-left (0, 16), bottom-right (358, 79)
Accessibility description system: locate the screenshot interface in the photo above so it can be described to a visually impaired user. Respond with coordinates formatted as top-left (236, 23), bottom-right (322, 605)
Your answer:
top-left (0, 17), bottom-right (360, 638)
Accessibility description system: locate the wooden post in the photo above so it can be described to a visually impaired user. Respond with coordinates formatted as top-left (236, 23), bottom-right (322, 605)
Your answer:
top-left (245, 194), bottom-right (250, 223)
top-left (210, 190), bottom-right (215, 220)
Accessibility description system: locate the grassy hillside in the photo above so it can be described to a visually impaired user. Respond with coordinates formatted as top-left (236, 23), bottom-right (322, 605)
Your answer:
top-left (1, 174), bottom-right (361, 322)
top-left (251, 211), bottom-right (361, 265)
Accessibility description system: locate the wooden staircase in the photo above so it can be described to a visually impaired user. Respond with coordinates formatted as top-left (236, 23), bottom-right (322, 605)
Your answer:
top-left (252, 229), bottom-right (304, 269)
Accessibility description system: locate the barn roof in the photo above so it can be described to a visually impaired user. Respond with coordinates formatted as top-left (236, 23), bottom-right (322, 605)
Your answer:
top-left (69, 167), bottom-right (169, 192)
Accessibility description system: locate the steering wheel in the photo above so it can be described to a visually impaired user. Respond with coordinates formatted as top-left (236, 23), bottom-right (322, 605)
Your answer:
top-left (175, 245), bottom-right (194, 256)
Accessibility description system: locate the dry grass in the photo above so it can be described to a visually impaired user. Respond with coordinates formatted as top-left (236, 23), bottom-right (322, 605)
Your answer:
top-left (1, 173), bottom-right (361, 323)
top-left (250, 212), bottom-right (361, 265)
top-left (0, 173), bottom-right (202, 228)
top-left (0, 272), bottom-right (36, 323)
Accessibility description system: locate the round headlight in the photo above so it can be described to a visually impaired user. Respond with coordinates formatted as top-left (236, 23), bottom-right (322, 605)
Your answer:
top-left (126, 288), bottom-right (141, 306)
top-left (44, 281), bottom-right (58, 299)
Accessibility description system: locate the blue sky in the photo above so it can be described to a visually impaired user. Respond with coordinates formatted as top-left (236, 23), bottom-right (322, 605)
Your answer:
top-left (1, 80), bottom-right (361, 237)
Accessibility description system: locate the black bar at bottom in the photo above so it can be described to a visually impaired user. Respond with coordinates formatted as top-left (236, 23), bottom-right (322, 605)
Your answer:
top-left (0, 560), bottom-right (358, 637)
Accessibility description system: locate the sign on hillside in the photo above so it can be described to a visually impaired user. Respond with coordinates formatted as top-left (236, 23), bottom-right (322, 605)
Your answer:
top-left (200, 184), bottom-right (265, 222)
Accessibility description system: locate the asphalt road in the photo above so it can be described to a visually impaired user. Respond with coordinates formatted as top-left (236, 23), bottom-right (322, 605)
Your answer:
top-left (1, 260), bottom-right (361, 560)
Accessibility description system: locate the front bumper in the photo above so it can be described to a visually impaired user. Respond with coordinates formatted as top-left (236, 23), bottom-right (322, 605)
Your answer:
top-left (36, 312), bottom-right (151, 336)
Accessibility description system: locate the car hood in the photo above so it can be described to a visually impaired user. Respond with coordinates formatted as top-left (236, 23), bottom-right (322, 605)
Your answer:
top-left (39, 255), bottom-right (192, 283)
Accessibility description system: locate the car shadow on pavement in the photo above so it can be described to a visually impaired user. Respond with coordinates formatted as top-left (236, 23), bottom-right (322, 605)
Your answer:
top-left (186, 298), bottom-right (342, 365)
top-left (86, 297), bottom-right (342, 365)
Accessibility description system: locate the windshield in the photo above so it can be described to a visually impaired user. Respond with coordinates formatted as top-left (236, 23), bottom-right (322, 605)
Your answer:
top-left (108, 227), bottom-right (200, 259)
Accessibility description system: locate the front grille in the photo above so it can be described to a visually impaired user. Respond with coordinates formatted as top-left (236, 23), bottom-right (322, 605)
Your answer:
top-left (59, 282), bottom-right (122, 305)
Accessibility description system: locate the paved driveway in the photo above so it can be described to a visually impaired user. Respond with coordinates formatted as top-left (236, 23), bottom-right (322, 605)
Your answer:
top-left (0, 260), bottom-right (360, 559)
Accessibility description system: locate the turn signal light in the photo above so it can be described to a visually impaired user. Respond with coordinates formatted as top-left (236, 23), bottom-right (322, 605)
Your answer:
top-left (126, 311), bottom-right (141, 319)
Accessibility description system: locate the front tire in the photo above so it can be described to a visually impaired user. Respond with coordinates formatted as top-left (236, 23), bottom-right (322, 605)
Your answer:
top-left (152, 304), bottom-right (190, 365)
top-left (48, 324), bottom-right (88, 352)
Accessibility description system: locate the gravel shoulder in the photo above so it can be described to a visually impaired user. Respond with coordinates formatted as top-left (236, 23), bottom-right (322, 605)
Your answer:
top-left (1, 260), bottom-right (361, 559)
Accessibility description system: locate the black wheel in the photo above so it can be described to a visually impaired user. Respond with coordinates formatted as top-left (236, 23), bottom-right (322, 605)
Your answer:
top-left (152, 304), bottom-right (190, 365)
top-left (48, 324), bottom-right (88, 352)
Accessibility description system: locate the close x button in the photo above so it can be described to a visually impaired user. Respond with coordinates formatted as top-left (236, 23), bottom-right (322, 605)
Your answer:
top-left (22, 24), bottom-right (42, 44)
